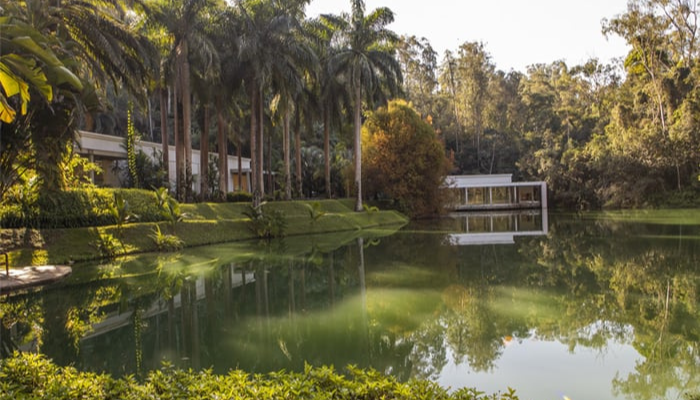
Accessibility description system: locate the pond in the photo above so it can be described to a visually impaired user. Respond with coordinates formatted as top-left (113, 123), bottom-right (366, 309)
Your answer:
top-left (1, 210), bottom-right (699, 400)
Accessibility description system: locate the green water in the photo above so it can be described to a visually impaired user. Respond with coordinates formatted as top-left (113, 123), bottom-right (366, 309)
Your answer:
top-left (2, 210), bottom-right (699, 400)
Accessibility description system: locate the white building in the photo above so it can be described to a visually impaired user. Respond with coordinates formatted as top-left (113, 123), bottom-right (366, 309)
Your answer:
top-left (76, 130), bottom-right (251, 193)
top-left (445, 174), bottom-right (548, 211)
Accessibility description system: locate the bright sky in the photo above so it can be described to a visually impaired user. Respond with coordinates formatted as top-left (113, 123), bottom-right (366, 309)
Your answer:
top-left (306, 0), bottom-right (632, 73)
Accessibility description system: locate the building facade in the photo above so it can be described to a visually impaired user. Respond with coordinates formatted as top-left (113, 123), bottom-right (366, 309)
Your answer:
top-left (76, 130), bottom-right (251, 193)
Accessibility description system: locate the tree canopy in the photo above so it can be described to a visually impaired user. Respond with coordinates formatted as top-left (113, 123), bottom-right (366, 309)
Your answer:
top-left (2, 0), bottom-right (700, 211)
top-left (362, 100), bottom-right (451, 218)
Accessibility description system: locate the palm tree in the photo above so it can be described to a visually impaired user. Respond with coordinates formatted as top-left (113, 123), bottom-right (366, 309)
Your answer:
top-left (2, 0), bottom-right (154, 192)
top-left (307, 17), bottom-right (352, 198)
top-left (237, 0), bottom-right (314, 204)
top-left (146, 0), bottom-right (219, 201)
top-left (210, 7), bottom-right (245, 198)
top-left (323, 0), bottom-right (402, 211)
top-left (0, 13), bottom-right (83, 198)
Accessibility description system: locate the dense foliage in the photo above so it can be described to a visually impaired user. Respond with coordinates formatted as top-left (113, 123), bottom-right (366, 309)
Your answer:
top-left (3, 0), bottom-right (700, 220)
top-left (0, 188), bottom-right (164, 229)
top-left (362, 100), bottom-right (452, 218)
top-left (0, 353), bottom-right (519, 400)
top-left (397, 0), bottom-right (700, 208)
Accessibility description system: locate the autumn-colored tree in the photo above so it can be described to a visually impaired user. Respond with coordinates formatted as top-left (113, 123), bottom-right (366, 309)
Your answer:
top-left (362, 100), bottom-right (451, 218)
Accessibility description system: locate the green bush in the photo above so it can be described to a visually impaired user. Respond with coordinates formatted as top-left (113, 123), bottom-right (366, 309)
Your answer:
top-left (243, 203), bottom-right (287, 238)
top-left (0, 352), bottom-right (522, 400)
top-left (93, 232), bottom-right (124, 259)
top-left (226, 191), bottom-right (253, 203)
top-left (0, 189), bottom-right (164, 229)
top-left (149, 225), bottom-right (184, 252)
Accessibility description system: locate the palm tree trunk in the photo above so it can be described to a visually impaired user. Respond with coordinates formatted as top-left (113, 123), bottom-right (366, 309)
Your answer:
top-left (174, 83), bottom-right (184, 201)
top-left (284, 108), bottom-right (291, 200)
top-left (250, 86), bottom-right (259, 204)
top-left (267, 128), bottom-right (272, 194)
top-left (159, 87), bottom-right (170, 185)
top-left (181, 51), bottom-right (193, 202)
top-left (257, 87), bottom-right (265, 197)
top-left (324, 107), bottom-right (331, 199)
top-left (216, 96), bottom-right (228, 198)
top-left (295, 108), bottom-right (302, 198)
top-left (353, 81), bottom-right (363, 212)
top-left (200, 104), bottom-right (210, 200)
top-left (237, 136), bottom-right (243, 191)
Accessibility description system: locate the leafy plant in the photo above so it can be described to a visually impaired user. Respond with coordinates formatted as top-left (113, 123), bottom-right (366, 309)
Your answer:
top-left (107, 192), bottom-right (139, 238)
top-left (304, 201), bottom-right (327, 224)
top-left (149, 225), bottom-right (184, 252)
top-left (363, 204), bottom-right (379, 214)
top-left (93, 232), bottom-right (123, 259)
top-left (243, 202), bottom-right (287, 239)
top-left (0, 352), bottom-right (523, 400)
top-left (155, 187), bottom-right (189, 233)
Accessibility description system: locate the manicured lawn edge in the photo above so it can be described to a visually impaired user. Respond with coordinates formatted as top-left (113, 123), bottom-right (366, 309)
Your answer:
top-left (1, 200), bottom-right (408, 267)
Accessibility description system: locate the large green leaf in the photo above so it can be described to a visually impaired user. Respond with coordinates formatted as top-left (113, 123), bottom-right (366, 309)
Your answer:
top-left (0, 63), bottom-right (30, 120)
top-left (10, 36), bottom-right (63, 67)
top-left (47, 65), bottom-right (84, 91)
top-left (0, 93), bottom-right (18, 123)
top-left (1, 55), bottom-right (53, 102)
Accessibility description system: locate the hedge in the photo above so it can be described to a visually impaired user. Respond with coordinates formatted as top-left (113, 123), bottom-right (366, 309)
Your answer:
top-left (0, 352), bottom-right (522, 400)
top-left (0, 188), bottom-right (164, 229)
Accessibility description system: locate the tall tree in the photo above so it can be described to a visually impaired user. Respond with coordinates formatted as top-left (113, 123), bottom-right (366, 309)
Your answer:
top-left (309, 16), bottom-right (352, 198)
top-left (604, 0), bottom-right (700, 192)
top-left (146, 0), bottom-right (219, 201)
top-left (323, 0), bottom-right (402, 211)
top-left (237, 0), bottom-right (313, 204)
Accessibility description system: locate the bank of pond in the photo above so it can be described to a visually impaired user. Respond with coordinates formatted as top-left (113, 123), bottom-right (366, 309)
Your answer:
top-left (1, 209), bottom-right (699, 400)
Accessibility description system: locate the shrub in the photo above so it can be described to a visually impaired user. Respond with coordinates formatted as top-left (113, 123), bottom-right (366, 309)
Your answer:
top-left (155, 187), bottom-right (189, 233)
top-left (243, 203), bottom-right (287, 238)
top-left (149, 225), bottom-right (184, 252)
top-left (0, 352), bottom-right (523, 400)
top-left (226, 191), bottom-right (253, 203)
top-left (362, 100), bottom-right (452, 218)
top-left (93, 232), bottom-right (123, 259)
top-left (0, 188), bottom-right (163, 229)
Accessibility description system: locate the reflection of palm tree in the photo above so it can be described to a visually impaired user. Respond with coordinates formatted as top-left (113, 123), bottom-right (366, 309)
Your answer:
top-left (356, 237), bottom-right (371, 364)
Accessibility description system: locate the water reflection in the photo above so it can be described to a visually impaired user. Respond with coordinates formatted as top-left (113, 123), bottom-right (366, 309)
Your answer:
top-left (1, 212), bottom-right (699, 400)
top-left (448, 210), bottom-right (548, 245)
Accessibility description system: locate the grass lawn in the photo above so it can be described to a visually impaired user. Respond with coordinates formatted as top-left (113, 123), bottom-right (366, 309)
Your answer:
top-left (1, 200), bottom-right (407, 267)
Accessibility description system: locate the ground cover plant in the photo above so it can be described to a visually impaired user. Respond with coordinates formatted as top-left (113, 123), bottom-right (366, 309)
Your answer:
top-left (0, 352), bottom-right (521, 400)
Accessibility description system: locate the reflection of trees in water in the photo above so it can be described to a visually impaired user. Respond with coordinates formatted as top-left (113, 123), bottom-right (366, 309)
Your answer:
top-left (1, 215), bottom-right (698, 399)
top-left (521, 213), bottom-right (700, 400)
top-left (441, 285), bottom-right (502, 372)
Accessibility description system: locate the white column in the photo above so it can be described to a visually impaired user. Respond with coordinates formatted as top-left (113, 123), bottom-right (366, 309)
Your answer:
top-left (540, 182), bottom-right (548, 209)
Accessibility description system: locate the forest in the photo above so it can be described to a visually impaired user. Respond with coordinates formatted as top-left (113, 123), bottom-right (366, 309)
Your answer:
top-left (2, 0), bottom-right (700, 211)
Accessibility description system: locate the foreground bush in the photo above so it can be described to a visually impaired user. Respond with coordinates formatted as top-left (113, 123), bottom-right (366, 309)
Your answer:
top-left (0, 353), bottom-right (520, 400)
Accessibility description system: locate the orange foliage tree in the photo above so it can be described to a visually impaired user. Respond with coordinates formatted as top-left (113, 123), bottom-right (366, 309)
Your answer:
top-left (362, 100), bottom-right (452, 218)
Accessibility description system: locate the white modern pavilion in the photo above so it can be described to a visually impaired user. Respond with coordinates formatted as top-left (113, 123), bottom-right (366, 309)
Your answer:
top-left (445, 174), bottom-right (547, 211)
top-left (76, 130), bottom-right (252, 193)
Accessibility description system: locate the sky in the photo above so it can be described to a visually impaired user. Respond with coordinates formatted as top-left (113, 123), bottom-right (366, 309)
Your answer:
top-left (306, 0), bottom-right (632, 73)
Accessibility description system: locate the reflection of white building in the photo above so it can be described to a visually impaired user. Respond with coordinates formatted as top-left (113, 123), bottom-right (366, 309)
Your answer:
top-left (76, 130), bottom-right (252, 193)
top-left (445, 174), bottom-right (547, 211)
top-left (81, 269), bottom-right (255, 341)
top-left (448, 210), bottom-right (548, 245)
